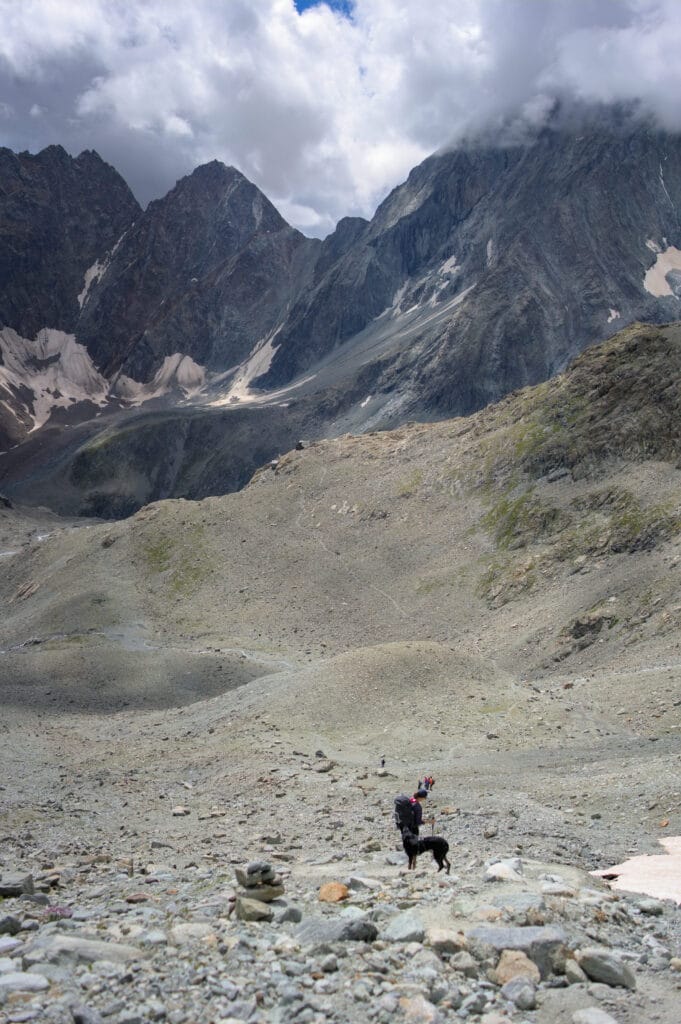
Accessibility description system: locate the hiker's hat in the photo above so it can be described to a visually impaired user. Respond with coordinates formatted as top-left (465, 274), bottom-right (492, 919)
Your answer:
top-left (416, 789), bottom-right (428, 798)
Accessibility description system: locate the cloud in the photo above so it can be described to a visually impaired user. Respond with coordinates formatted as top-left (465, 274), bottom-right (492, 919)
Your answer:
top-left (0, 0), bottom-right (680, 235)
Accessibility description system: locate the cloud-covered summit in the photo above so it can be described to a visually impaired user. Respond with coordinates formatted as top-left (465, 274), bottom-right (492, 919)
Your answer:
top-left (1, 0), bottom-right (680, 235)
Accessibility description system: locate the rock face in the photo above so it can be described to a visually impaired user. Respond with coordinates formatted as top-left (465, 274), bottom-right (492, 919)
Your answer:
top-left (3, 111), bottom-right (681, 508)
top-left (77, 161), bottom-right (317, 380)
top-left (0, 145), bottom-right (139, 339)
top-left (255, 113), bottom-right (681, 425)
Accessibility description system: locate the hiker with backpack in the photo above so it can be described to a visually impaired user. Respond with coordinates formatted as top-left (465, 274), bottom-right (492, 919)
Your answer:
top-left (394, 788), bottom-right (430, 836)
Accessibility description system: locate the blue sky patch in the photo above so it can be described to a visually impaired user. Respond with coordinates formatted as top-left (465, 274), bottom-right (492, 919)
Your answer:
top-left (294, 0), bottom-right (354, 17)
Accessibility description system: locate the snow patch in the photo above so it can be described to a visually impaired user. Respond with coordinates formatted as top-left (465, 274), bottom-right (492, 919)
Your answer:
top-left (0, 327), bottom-right (109, 432)
top-left (646, 238), bottom-right (661, 253)
top-left (112, 354), bottom-right (206, 405)
top-left (607, 308), bottom-right (621, 323)
top-left (486, 239), bottom-right (495, 267)
top-left (360, 395), bottom-right (372, 408)
top-left (594, 836), bottom-right (681, 904)
top-left (439, 255), bottom-right (459, 276)
top-left (643, 245), bottom-right (681, 297)
top-left (77, 259), bottom-right (106, 308)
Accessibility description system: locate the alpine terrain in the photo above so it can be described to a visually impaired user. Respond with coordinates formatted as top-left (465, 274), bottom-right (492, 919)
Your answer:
top-left (0, 103), bottom-right (680, 1024)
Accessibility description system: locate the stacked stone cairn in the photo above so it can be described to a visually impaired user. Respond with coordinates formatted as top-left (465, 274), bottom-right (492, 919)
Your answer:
top-left (234, 860), bottom-right (284, 922)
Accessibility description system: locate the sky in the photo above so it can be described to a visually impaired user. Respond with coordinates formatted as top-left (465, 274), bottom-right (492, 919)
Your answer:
top-left (1, 0), bottom-right (681, 236)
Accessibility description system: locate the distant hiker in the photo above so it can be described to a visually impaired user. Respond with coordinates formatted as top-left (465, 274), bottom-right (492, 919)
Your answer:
top-left (417, 779), bottom-right (423, 790)
top-left (380, 757), bottom-right (386, 769)
top-left (424, 774), bottom-right (435, 791)
top-left (422, 776), bottom-right (430, 791)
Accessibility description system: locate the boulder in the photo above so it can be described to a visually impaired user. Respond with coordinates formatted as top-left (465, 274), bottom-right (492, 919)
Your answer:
top-left (576, 947), bottom-right (636, 990)
top-left (0, 873), bottom-right (34, 897)
top-left (294, 914), bottom-right (377, 945)
top-left (467, 925), bottom-right (566, 978)
top-left (27, 935), bottom-right (143, 965)
top-left (572, 1010), bottom-right (621, 1024)
top-left (382, 910), bottom-right (426, 943)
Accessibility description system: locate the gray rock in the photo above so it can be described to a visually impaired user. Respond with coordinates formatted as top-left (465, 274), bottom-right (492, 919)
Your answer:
top-left (577, 948), bottom-right (636, 990)
top-left (572, 1009), bottom-right (622, 1024)
top-left (501, 976), bottom-right (537, 1010)
top-left (467, 925), bottom-right (567, 978)
top-left (234, 897), bottom-right (274, 922)
top-left (637, 898), bottom-right (664, 916)
top-left (0, 916), bottom-right (21, 936)
top-left (449, 951), bottom-right (478, 978)
top-left (0, 971), bottom-right (49, 992)
top-left (565, 958), bottom-right (588, 984)
top-left (274, 903), bottom-right (303, 924)
top-left (235, 862), bottom-right (277, 887)
top-left (236, 883), bottom-right (284, 903)
top-left (27, 934), bottom-right (143, 965)
top-left (0, 873), bottom-right (34, 897)
top-left (345, 876), bottom-right (382, 891)
top-left (458, 990), bottom-right (487, 1016)
top-left (294, 914), bottom-right (377, 945)
top-left (382, 911), bottom-right (426, 943)
top-left (0, 937), bottom-right (22, 955)
top-left (72, 1005), bottom-right (105, 1024)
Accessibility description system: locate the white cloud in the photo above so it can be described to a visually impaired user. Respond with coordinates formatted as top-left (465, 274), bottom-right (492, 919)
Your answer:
top-left (0, 0), bottom-right (680, 235)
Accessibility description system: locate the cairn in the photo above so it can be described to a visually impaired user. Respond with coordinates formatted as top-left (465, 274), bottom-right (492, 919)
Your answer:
top-left (234, 861), bottom-right (284, 921)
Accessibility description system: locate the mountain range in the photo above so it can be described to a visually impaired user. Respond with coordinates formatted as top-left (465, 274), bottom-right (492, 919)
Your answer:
top-left (1, 108), bottom-right (681, 514)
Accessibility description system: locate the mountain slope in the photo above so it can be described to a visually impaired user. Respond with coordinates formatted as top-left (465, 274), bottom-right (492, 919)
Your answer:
top-left (77, 161), bottom-right (318, 380)
top-left (1, 321), bottom-right (678, 691)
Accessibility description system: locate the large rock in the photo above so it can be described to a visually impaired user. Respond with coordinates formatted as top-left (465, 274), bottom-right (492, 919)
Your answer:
top-left (0, 873), bottom-right (34, 897)
top-left (294, 914), bottom-right (377, 945)
top-left (26, 935), bottom-right (143, 965)
top-left (236, 883), bottom-right (284, 903)
top-left (235, 862), bottom-right (277, 888)
top-left (382, 911), bottom-right (426, 943)
top-left (0, 971), bottom-right (49, 992)
top-left (576, 947), bottom-right (636, 990)
top-left (466, 925), bottom-right (567, 978)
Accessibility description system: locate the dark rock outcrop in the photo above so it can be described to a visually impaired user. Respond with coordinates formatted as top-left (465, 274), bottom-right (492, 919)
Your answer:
top-left (0, 146), bottom-right (140, 337)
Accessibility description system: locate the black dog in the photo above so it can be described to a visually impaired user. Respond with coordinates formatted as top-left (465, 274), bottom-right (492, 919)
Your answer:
top-left (402, 829), bottom-right (451, 874)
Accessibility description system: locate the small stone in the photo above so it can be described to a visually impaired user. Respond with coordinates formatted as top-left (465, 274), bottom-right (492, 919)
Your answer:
top-left (72, 1005), bottom-right (104, 1024)
top-left (669, 957), bottom-right (681, 972)
top-left (426, 928), bottom-right (467, 956)
top-left (449, 951), bottom-right (478, 978)
top-left (398, 994), bottom-right (442, 1023)
top-left (236, 883), bottom-right (284, 903)
top-left (500, 976), bottom-right (536, 1010)
top-left (0, 917), bottom-right (21, 937)
top-left (171, 806), bottom-right (190, 816)
top-left (494, 948), bottom-right (540, 984)
top-left (484, 858), bottom-right (523, 883)
top-left (484, 826), bottom-right (498, 839)
top-left (565, 958), bottom-right (588, 984)
top-left (125, 894), bottom-right (149, 904)
top-left (345, 876), bottom-right (381, 891)
top-left (572, 1009), bottom-right (621, 1024)
top-left (577, 947), bottom-right (636, 990)
top-left (318, 882), bottom-right (349, 903)
top-left (637, 898), bottom-right (664, 916)
top-left (234, 897), bottom-right (274, 922)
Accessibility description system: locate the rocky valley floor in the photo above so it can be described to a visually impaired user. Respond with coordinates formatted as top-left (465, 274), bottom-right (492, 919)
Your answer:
top-left (1, 325), bottom-right (680, 1023)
